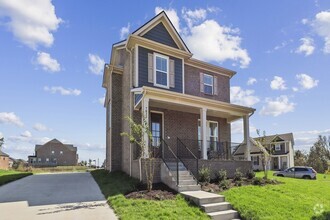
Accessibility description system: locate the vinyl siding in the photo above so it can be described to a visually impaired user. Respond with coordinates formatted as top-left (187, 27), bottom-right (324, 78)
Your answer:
top-left (142, 22), bottom-right (179, 49)
top-left (138, 46), bottom-right (182, 93)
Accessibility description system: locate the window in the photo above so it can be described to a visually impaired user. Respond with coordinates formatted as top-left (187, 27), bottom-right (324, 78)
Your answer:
top-left (38, 158), bottom-right (41, 162)
top-left (275, 143), bottom-right (281, 151)
top-left (154, 54), bottom-right (169, 88)
top-left (46, 158), bottom-right (49, 162)
top-left (60, 151), bottom-right (63, 155)
top-left (203, 74), bottom-right (213, 95)
top-left (251, 156), bottom-right (259, 166)
top-left (51, 150), bottom-right (55, 154)
top-left (198, 120), bottom-right (218, 151)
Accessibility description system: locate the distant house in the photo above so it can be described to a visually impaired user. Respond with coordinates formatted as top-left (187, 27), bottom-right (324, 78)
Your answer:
top-left (233, 133), bottom-right (295, 171)
top-left (8, 157), bottom-right (15, 168)
top-left (0, 149), bottom-right (9, 170)
top-left (28, 139), bottom-right (78, 167)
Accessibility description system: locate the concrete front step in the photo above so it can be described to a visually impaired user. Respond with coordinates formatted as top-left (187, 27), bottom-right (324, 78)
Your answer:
top-left (177, 185), bottom-right (201, 192)
top-left (208, 210), bottom-right (239, 220)
top-left (179, 180), bottom-right (197, 185)
top-left (201, 202), bottom-right (232, 213)
top-left (181, 191), bottom-right (225, 205)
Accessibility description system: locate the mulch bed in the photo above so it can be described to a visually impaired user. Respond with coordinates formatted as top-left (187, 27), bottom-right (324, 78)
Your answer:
top-left (125, 182), bottom-right (177, 200)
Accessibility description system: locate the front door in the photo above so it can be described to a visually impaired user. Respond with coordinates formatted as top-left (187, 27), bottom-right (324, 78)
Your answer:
top-left (273, 157), bottom-right (279, 170)
top-left (150, 112), bottom-right (163, 157)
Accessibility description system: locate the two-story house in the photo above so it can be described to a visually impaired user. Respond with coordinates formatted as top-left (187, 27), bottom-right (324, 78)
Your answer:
top-left (102, 11), bottom-right (255, 191)
top-left (28, 139), bottom-right (78, 167)
top-left (233, 133), bottom-right (295, 171)
top-left (0, 149), bottom-right (9, 170)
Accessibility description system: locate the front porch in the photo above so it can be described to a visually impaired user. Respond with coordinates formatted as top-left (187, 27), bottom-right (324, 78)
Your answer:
top-left (133, 86), bottom-right (255, 162)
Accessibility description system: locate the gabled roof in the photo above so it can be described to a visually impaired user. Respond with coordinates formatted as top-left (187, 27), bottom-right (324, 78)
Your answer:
top-left (35, 139), bottom-right (77, 152)
top-left (0, 149), bottom-right (9, 157)
top-left (253, 133), bottom-right (294, 145)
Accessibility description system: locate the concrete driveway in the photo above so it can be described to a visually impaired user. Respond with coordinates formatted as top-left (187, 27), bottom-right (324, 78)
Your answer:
top-left (0, 172), bottom-right (117, 220)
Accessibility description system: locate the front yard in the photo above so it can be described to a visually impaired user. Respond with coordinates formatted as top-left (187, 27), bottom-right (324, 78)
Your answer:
top-left (91, 170), bottom-right (209, 220)
top-left (0, 170), bottom-right (32, 186)
top-left (222, 171), bottom-right (330, 220)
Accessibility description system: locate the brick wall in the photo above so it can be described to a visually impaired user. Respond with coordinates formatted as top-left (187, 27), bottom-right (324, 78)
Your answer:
top-left (35, 143), bottom-right (77, 166)
top-left (184, 64), bottom-right (230, 103)
top-left (0, 156), bottom-right (9, 170)
top-left (131, 158), bottom-right (162, 183)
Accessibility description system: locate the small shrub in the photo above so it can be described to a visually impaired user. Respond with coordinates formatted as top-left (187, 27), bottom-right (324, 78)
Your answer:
top-left (234, 180), bottom-right (242, 187)
top-left (252, 177), bottom-right (265, 186)
top-left (198, 166), bottom-right (211, 183)
top-left (219, 179), bottom-right (230, 190)
top-left (215, 169), bottom-right (227, 182)
top-left (246, 170), bottom-right (256, 179)
top-left (233, 168), bottom-right (243, 182)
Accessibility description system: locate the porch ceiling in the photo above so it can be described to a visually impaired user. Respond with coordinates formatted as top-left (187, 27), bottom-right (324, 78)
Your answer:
top-left (134, 86), bottom-right (255, 123)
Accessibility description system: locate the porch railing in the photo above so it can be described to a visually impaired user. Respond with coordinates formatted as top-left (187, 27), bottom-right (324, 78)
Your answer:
top-left (177, 138), bottom-right (199, 184)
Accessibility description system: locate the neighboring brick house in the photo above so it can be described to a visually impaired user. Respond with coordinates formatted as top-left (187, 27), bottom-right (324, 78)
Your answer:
top-left (233, 133), bottom-right (295, 171)
top-left (0, 149), bottom-right (9, 170)
top-left (28, 139), bottom-right (78, 167)
top-left (102, 11), bottom-right (255, 189)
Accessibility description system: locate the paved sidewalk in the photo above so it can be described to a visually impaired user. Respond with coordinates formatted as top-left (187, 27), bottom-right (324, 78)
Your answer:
top-left (0, 172), bottom-right (117, 220)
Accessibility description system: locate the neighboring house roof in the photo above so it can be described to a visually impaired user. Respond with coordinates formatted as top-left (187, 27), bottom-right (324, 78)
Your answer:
top-left (35, 138), bottom-right (77, 152)
top-left (253, 133), bottom-right (294, 146)
top-left (233, 133), bottom-right (294, 156)
top-left (0, 149), bottom-right (9, 157)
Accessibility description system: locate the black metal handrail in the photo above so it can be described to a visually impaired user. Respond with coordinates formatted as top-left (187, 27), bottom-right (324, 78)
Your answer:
top-left (159, 138), bottom-right (180, 186)
top-left (177, 138), bottom-right (199, 184)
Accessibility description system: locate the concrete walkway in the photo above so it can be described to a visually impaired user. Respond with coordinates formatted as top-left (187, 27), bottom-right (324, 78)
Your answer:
top-left (0, 172), bottom-right (117, 220)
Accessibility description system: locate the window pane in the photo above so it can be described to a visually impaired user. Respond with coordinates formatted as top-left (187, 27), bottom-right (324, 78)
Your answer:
top-left (156, 56), bottom-right (167, 72)
top-left (156, 71), bottom-right (167, 86)
top-left (204, 85), bottom-right (213, 94)
top-left (204, 74), bottom-right (213, 85)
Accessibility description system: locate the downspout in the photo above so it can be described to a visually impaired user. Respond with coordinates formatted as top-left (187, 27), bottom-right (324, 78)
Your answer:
top-left (125, 45), bottom-right (134, 178)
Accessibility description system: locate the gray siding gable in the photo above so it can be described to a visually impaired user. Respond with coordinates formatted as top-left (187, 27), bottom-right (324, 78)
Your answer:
top-left (142, 22), bottom-right (179, 49)
top-left (138, 46), bottom-right (182, 93)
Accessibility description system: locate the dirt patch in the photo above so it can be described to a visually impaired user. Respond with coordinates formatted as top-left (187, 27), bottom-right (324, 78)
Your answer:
top-left (125, 183), bottom-right (176, 200)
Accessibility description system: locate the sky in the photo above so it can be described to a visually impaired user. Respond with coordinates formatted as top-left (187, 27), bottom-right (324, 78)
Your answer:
top-left (0, 0), bottom-right (330, 162)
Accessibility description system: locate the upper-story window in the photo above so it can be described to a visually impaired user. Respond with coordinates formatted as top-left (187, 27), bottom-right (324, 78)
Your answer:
top-left (203, 74), bottom-right (214, 95)
top-left (274, 143), bottom-right (281, 151)
top-left (51, 150), bottom-right (55, 154)
top-left (154, 53), bottom-right (169, 88)
top-left (60, 151), bottom-right (63, 155)
top-left (200, 73), bottom-right (217, 95)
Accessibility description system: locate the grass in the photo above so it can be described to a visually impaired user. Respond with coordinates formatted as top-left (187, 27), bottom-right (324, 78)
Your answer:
top-left (30, 166), bottom-right (91, 173)
top-left (222, 171), bottom-right (330, 220)
top-left (0, 169), bottom-right (32, 186)
top-left (91, 169), bottom-right (209, 220)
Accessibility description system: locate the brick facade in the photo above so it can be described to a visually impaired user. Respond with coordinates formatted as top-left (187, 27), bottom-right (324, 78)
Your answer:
top-left (0, 156), bottom-right (9, 170)
top-left (184, 64), bottom-right (230, 103)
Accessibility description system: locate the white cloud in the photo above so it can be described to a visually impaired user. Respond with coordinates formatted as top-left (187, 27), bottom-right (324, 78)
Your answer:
top-left (155, 7), bottom-right (181, 33)
top-left (247, 77), bottom-right (257, 86)
top-left (44, 86), bottom-right (81, 96)
top-left (295, 37), bottom-right (315, 56)
top-left (154, 6), bottom-right (250, 68)
top-left (296, 73), bottom-right (319, 90)
top-left (0, 112), bottom-right (24, 127)
top-left (120, 23), bottom-right (130, 40)
top-left (36, 51), bottom-right (61, 72)
top-left (88, 53), bottom-right (105, 75)
top-left (230, 86), bottom-right (260, 107)
top-left (292, 87), bottom-right (299, 92)
top-left (305, 11), bottom-right (330, 53)
top-left (182, 8), bottom-right (207, 28)
top-left (294, 128), bottom-right (330, 151)
top-left (231, 120), bottom-right (257, 135)
top-left (260, 95), bottom-right (295, 117)
top-left (33, 123), bottom-right (50, 132)
top-left (270, 76), bottom-right (287, 90)
top-left (0, 132), bottom-right (3, 138)
top-left (21, 130), bottom-right (32, 138)
top-left (98, 96), bottom-right (105, 105)
top-left (0, 0), bottom-right (62, 49)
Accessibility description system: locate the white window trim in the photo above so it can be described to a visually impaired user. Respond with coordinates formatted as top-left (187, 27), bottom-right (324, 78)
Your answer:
top-left (275, 143), bottom-right (281, 151)
top-left (198, 119), bottom-right (219, 141)
top-left (153, 53), bottom-right (169, 89)
top-left (203, 73), bottom-right (214, 95)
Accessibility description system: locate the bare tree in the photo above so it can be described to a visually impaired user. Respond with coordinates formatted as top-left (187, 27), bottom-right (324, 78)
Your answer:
top-left (254, 130), bottom-right (273, 179)
top-left (121, 113), bottom-right (154, 191)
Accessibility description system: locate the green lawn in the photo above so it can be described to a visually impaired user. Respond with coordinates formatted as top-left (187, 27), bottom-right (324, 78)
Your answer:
top-left (0, 170), bottom-right (32, 186)
top-left (91, 169), bottom-right (209, 220)
top-left (222, 171), bottom-right (330, 220)
top-left (31, 166), bottom-right (91, 173)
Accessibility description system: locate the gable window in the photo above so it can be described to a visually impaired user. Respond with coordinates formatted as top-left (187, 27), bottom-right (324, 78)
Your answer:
top-left (203, 74), bottom-right (213, 95)
top-left (51, 150), bottom-right (55, 154)
top-left (154, 53), bottom-right (169, 88)
top-left (275, 143), bottom-right (281, 151)
top-left (60, 151), bottom-right (63, 155)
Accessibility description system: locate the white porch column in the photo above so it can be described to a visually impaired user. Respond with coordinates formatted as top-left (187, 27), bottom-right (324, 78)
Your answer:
top-left (200, 108), bottom-right (207, 160)
top-left (278, 157), bottom-right (281, 170)
top-left (243, 115), bottom-right (251, 161)
top-left (142, 97), bottom-right (149, 158)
